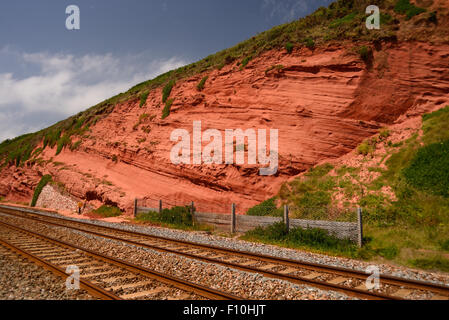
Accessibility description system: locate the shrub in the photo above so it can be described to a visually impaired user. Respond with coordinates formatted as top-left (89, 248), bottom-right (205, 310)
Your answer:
top-left (197, 76), bottom-right (208, 91)
top-left (93, 205), bottom-right (122, 218)
top-left (240, 56), bottom-right (252, 69)
top-left (379, 128), bottom-right (391, 140)
top-left (357, 139), bottom-right (376, 156)
top-left (31, 175), bottom-right (52, 207)
top-left (247, 198), bottom-right (283, 217)
top-left (139, 92), bottom-right (149, 107)
top-left (304, 38), bottom-right (315, 49)
top-left (358, 46), bottom-right (373, 64)
top-left (162, 80), bottom-right (175, 103)
top-left (285, 42), bottom-right (294, 54)
top-left (162, 99), bottom-right (174, 119)
top-left (137, 206), bottom-right (193, 227)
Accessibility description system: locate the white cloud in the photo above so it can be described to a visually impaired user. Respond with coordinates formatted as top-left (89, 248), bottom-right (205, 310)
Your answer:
top-left (262, 0), bottom-right (334, 23)
top-left (262, 0), bottom-right (309, 22)
top-left (0, 48), bottom-right (187, 142)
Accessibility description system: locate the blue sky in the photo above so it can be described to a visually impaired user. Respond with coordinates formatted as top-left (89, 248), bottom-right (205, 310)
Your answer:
top-left (0, 0), bottom-right (334, 141)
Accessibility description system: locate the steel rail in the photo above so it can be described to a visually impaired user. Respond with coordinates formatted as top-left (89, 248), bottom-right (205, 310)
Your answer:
top-left (1, 205), bottom-right (449, 299)
top-left (0, 237), bottom-right (122, 300)
top-left (0, 218), bottom-right (241, 301)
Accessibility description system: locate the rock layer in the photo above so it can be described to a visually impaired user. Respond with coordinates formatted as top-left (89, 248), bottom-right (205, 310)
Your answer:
top-left (1, 41), bottom-right (449, 214)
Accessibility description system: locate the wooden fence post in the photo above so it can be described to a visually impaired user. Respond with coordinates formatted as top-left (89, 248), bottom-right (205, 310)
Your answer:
top-left (191, 201), bottom-right (195, 226)
top-left (133, 199), bottom-right (138, 217)
top-left (284, 205), bottom-right (289, 232)
top-left (231, 203), bottom-right (236, 234)
top-left (357, 207), bottom-right (363, 248)
top-left (159, 200), bottom-right (162, 214)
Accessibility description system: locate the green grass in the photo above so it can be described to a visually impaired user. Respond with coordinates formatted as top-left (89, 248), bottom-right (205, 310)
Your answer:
top-left (197, 76), bottom-right (208, 91)
top-left (409, 257), bottom-right (449, 272)
top-left (162, 80), bottom-right (175, 103)
top-left (358, 45), bottom-right (373, 64)
top-left (329, 12), bottom-right (358, 28)
top-left (304, 38), bottom-right (315, 49)
top-left (394, 0), bottom-right (426, 20)
top-left (31, 175), bottom-right (52, 207)
top-left (93, 205), bottom-right (122, 218)
top-left (242, 222), bottom-right (359, 257)
top-left (403, 140), bottom-right (449, 197)
top-left (240, 56), bottom-right (252, 70)
top-left (357, 138), bottom-right (376, 156)
top-left (136, 206), bottom-right (193, 228)
top-left (56, 134), bottom-right (71, 156)
top-left (162, 99), bottom-right (174, 119)
top-left (70, 141), bottom-right (82, 151)
top-left (1, 0), bottom-right (427, 167)
top-left (139, 92), bottom-right (149, 107)
top-left (270, 106), bottom-right (449, 271)
top-left (247, 198), bottom-right (283, 217)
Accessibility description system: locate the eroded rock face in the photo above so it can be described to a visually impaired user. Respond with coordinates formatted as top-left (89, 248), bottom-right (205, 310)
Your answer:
top-left (1, 42), bottom-right (449, 214)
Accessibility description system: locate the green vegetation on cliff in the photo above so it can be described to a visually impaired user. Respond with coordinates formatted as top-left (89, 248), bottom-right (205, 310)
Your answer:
top-left (2, 0), bottom-right (442, 167)
top-left (31, 175), bottom-right (52, 207)
top-left (248, 106), bottom-right (449, 270)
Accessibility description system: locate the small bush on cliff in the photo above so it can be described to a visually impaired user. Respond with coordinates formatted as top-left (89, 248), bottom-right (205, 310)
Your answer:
top-left (358, 46), bottom-right (373, 65)
top-left (162, 80), bottom-right (175, 103)
top-left (304, 38), bottom-right (315, 49)
top-left (162, 99), bottom-right (174, 119)
top-left (31, 175), bottom-right (52, 207)
top-left (285, 42), bottom-right (294, 54)
top-left (357, 139), bottom-right (376, 156)
top-left (240, 56), bottom-right (252, 70)
top-left (197, 76), bottom-right (208, 91)
top-left (93, 205), bottom-right (122, 218)
top-left (139, 92), bottom-right (149, 107)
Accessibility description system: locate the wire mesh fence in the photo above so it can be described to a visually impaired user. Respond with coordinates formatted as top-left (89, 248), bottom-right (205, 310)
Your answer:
top-left (135, 196), bottom-right (231, 215)
top-left (134, 196), bottom-right (362, 245)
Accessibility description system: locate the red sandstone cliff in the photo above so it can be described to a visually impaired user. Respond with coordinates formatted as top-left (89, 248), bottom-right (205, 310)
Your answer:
top-left (1, 39), bottom-right (448, 215)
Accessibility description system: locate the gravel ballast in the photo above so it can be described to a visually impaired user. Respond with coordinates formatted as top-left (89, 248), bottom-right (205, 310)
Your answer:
top-left (7, 206), bottom-right (448, 287)
top-left (0, 245), bottom-right (95, 300)
top-left (0, 212), bottom-right (353, 300)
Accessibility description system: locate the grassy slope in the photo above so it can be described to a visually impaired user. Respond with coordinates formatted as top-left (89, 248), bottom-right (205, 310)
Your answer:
top-left (1, 0), bottom-right (440, 168)
top-left (251, 106), bottom-right (449, 271)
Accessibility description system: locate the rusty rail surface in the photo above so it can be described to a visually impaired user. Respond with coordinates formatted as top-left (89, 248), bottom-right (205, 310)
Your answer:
top-left (0, 217), bottom-right (241, 301)
top-left (1, 205), bottom-right (448, 300)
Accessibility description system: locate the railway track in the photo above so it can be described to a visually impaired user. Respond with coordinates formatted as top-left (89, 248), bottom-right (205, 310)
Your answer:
top-left (1, 205), bottom-right (448, 300)
top-left (0, 217), bottom-right (241, 301)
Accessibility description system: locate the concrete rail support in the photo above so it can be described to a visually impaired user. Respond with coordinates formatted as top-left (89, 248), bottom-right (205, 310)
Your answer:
top-left (357, 207), bottom-right (363, 248)
top-left (231, 204), bottom-right (236, 234)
